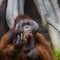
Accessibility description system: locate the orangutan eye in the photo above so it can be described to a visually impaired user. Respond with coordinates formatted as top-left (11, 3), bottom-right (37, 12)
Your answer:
top-left (25, 26), bottom-right (29, 29)
top-left (22, 22), bottom-right (30, 27)
top-left (26, 22), bottom-right (30, 25)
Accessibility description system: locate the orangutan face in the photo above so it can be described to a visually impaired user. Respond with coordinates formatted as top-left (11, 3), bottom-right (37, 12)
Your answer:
top-left (22, 22), bottom-right (32, 36)
top-left (15, 20), bottom-right (33, 37)
top-left (13, 18), bottom-right (39, 48)
top-left (13, 20), bottom-right (33, 47)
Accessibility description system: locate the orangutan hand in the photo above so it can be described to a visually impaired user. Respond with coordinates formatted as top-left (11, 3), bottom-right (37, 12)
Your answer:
top-left (27, 48), bottom-right (39, 60)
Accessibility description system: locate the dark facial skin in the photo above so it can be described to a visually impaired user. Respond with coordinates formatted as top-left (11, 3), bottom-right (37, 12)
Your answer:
top-left (13, 20), bottom-right (33, 48)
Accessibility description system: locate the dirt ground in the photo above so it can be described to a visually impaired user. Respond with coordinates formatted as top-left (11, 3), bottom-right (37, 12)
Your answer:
top-left (0, 0), bottom-right (51, 43)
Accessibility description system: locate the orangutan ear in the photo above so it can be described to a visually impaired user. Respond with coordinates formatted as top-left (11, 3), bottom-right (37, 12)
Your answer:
top-left (30, 20), bottom-right (39, 32)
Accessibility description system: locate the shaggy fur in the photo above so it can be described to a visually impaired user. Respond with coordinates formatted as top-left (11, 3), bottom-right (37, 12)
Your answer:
top-left (0, 15), bottom-right (54, 60)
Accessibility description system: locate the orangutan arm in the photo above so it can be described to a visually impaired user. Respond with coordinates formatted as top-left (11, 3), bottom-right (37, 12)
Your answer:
top-left (36, 32), bottom-right (51, 49)
top-left (27, 33), bottom-right (54, 60)
top-left (2, 44), bottom-right (15, 55)
top-left (0, 29), bottom-right (15, 50)
top-left (36, 33), bottom-right (54, 56)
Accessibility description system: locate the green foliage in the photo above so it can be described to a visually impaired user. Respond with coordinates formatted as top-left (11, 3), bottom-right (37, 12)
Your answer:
top-left (54, 50), bottom-right (60, 60)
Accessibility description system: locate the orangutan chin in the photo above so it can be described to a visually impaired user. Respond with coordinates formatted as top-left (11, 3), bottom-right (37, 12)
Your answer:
top-left (0, 15), bottom-right (54, 60)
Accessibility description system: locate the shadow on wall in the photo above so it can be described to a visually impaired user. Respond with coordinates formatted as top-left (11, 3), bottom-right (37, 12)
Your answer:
top-left (0, 0), bottom-right (9, 39)
top-left (58, 0), bottom-right (60, 8)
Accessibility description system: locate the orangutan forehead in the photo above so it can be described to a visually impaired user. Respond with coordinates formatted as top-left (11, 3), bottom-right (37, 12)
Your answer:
top-left (18, 19), bottom-right (31, 22)
top-left (18, 19), bottom-right (31, 26)
top-left (15, 19), bottom-right (31, 29)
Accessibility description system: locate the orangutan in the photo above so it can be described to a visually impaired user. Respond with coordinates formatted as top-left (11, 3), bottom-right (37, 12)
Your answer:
top-left (0, 15), bottom-right (54, 60)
